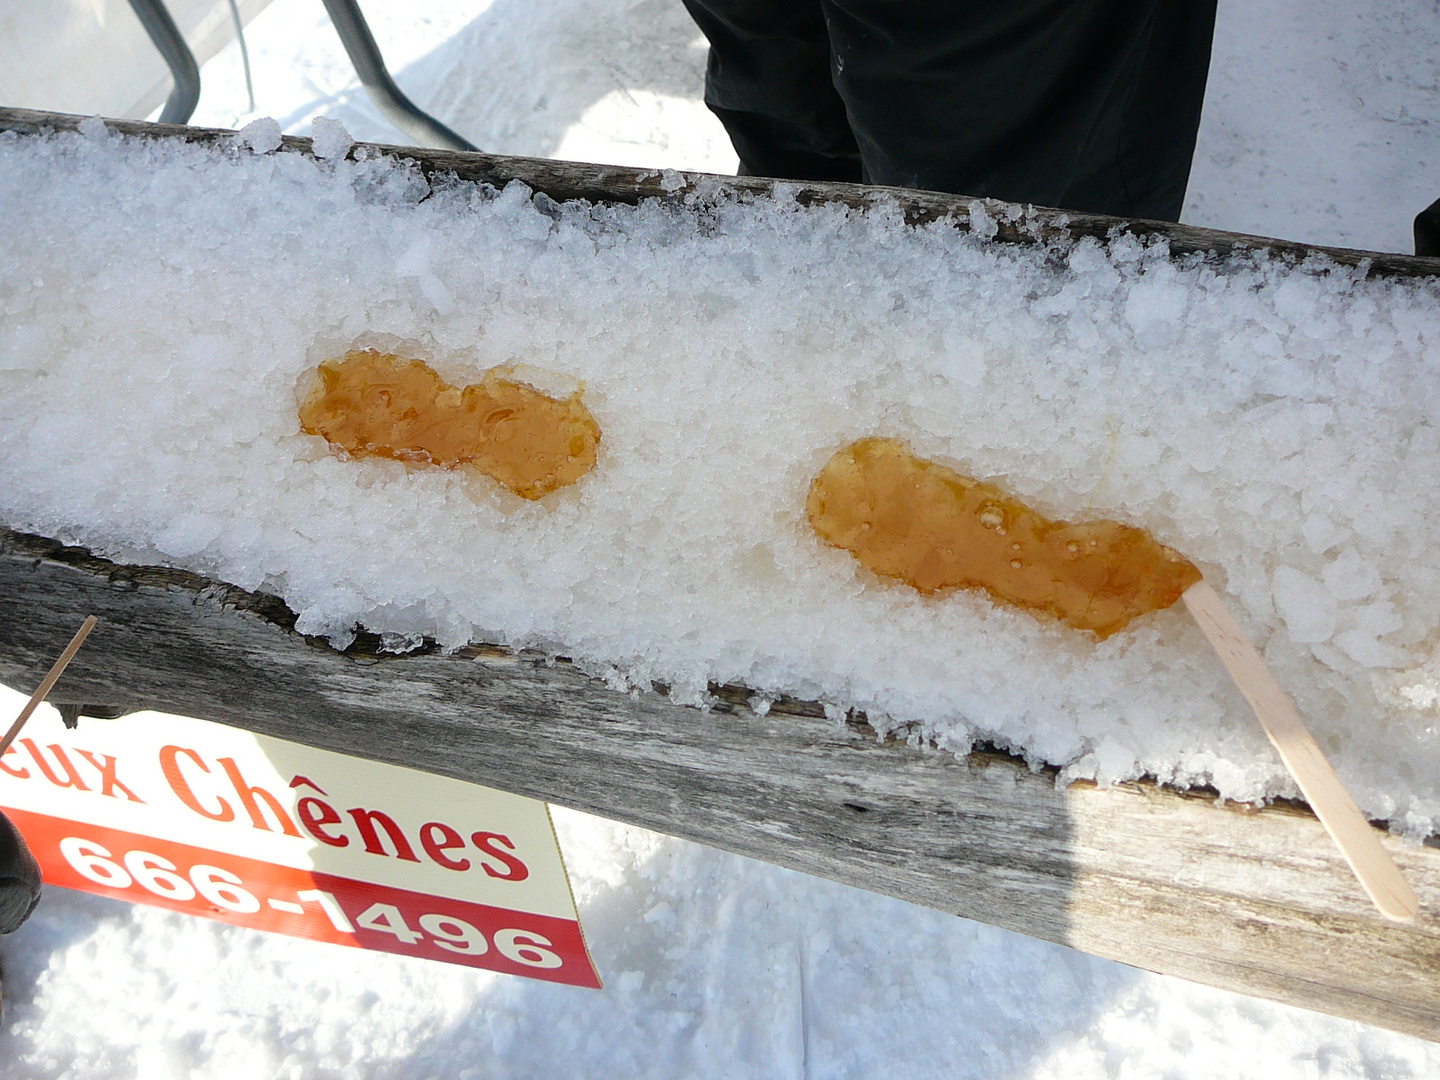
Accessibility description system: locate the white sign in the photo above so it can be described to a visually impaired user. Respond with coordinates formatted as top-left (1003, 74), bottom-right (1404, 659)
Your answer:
top-left (0, 705), bottom-right (600, 988)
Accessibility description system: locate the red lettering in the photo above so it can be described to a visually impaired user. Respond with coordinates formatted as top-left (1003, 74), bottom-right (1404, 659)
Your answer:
top-left (74, 750), bottom-right (144, 802)
top-left (218, 758), bottom-right (300, 836)
top-left (420, 822), bottom-right (470, 871)
top-left (0, 747), bottom-right (28, 779)
top-left (160, 746), bottom-right (234, 821)
top-left (347, 808), bottom-right (419, 861)
top-left (21, 739), bottom-right (89, 791)
top-left (298, 797), bottom-right (349, 847)
top-left (471, 832), bottom-right (529, 881)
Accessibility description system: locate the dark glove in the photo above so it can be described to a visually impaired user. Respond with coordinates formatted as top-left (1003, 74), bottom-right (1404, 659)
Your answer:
top-left (1415, 197), bottom-right (1440, 257)
top-left (0, 811), bottom-right (42, 933)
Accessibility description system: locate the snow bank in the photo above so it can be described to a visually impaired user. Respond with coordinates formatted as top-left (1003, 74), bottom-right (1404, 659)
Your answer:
top-left (5, 796), bottom-right (1434, 1079)
top-left (3, 125), bottom-right (1439, 833)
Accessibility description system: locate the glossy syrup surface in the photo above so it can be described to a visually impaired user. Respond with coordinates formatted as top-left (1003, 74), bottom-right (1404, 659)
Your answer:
top-left (299, 350), bottom-right (601, 499)
top-left (806, 438), bottom-right (1201, 638)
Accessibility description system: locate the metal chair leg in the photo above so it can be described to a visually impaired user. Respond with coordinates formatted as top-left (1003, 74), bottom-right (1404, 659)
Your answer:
top-left (126, 0), bottom-right (201, 124)
top-left (319, 0), bottom-right (478, 152)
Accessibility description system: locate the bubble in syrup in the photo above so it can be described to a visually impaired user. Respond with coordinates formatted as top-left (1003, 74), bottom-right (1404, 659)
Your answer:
top-left (805, 437), bottom-right (1202, 638)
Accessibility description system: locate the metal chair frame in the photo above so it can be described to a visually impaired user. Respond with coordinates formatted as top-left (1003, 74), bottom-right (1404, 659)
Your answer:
top-left (125, 0), bottom-right (477, 150)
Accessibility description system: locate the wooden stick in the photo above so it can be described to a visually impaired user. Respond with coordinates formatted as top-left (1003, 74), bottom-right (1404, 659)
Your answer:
top-left (0, 615), bottom-right (98, 758)
top-left (1182, 581), bottom-right (1419, 921)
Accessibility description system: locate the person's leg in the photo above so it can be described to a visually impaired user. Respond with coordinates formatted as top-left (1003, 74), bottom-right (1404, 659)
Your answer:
top-left (820, 0), bottom-right (1217, 220)
top-left (681, 0), bottom-right (863, 182)
top-left (1059, 0), bottom-right (1218, 220)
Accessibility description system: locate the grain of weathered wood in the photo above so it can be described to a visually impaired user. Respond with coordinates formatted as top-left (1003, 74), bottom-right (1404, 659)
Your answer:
top-left (1, 528), bottom-right (1437, 1042)
top-left (0, 614), bottom-right (97, 755)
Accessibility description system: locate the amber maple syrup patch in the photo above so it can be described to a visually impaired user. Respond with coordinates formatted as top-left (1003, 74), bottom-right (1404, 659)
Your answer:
top-left (807, 438), bottom-right (1200, 638)
top-left (299, 350), bottom-right (600, 500)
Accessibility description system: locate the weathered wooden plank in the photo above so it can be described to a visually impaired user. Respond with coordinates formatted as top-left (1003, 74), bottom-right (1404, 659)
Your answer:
top-left (1, 528), bottom-right (1436, 1041)
top-left (5, 105), bottom-right (1440, 278)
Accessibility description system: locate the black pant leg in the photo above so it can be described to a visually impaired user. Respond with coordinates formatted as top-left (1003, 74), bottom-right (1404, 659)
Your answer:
top-left (819, 0), bottom-right (1216, 219)
top-left (1074, 0), bottom-right (1217, 221)
top-left (680, 0), bottom-right (863, 182)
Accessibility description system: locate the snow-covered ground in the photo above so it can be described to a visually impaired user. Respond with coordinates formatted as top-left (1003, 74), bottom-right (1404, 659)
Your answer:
top-left (8, 704), bottom-right (1431, 1080)
top-left (186, 0), bottom-right (1440, 254)
top-left (2, 0), bottom-right (1439, 1076)
top-left (187, 0), bottom-right (739, 177)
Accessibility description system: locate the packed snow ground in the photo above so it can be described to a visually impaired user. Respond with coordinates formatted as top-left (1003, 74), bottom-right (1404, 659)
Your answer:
top-left (5, 688), bottom-right (1432, 1080)
top-left (2, 0), bottom-right (1439, 1075)
top-left (185, 0), bottom-right (1440, 254)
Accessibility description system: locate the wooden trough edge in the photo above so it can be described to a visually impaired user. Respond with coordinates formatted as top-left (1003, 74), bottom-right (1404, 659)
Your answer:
top-left (5, 105), bottom-right (1440, 279)
top-left (1, 527), bottom-right (1438, 1043)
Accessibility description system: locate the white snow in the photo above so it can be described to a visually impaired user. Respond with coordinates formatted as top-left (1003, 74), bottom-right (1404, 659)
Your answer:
top-left (1272, 566), bottom-right (1339, 645)
top-left (309, 117), bottom-right (353, 162)
top-left (236, 116), bottom-right (282, 154)
top-left (1323, 549), bottom-right (1382, 602)
top-left (1184, 0), bottom-right (1440, 253)
top-left (4, 126), bottom-right (1439, 828)
top-left (1, 0), bottom-right (1439, 1074)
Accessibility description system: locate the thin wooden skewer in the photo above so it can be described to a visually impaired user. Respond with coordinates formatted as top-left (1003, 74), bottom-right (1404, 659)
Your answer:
top-left (0, 615), bottom-right (99, 759)
top-left (1182, 581), bottom-right (1419, 922)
